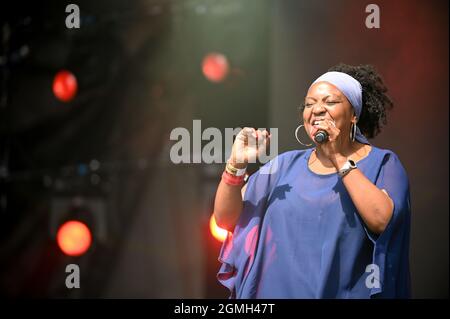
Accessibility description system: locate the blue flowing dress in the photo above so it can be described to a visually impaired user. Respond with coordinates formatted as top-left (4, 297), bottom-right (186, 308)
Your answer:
top-left (217, 146), bottom-right (411, 298)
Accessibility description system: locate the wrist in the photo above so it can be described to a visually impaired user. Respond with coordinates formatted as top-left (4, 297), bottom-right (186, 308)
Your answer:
top-left (226, 161), bottom-right (247, 178)
top-left (337, 159), bottom-right (357, 178)
top-left (227, 158), bottom-right (247, 169)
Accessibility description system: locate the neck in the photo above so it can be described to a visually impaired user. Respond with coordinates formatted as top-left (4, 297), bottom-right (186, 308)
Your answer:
top-left (314, 140), bottom-right (359, 167)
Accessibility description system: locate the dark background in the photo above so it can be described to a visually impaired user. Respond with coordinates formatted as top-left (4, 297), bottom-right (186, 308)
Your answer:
top-left (0, 0), bottom-right (447, 298)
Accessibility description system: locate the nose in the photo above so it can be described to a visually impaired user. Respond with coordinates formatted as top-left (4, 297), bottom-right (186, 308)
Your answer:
top-left (312, 103), bottom-right (326, 116)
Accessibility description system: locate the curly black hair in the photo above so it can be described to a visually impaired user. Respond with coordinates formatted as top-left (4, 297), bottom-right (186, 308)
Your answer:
top-left (327, 63), bottom-right (394, 138)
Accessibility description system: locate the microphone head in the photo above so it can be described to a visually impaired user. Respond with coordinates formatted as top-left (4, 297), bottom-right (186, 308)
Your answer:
top-left (314, 130), bottom-right (328, 144)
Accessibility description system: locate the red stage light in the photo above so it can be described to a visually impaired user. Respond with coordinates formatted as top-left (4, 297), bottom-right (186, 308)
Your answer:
top-left (202, 53), bottom-right (229, 83)
top-left (209, 214), bottom-right (229, 242)
top-left (52, 70), bottom-right (78, 102)
top-left (56, 220), bottom-right (92, 256)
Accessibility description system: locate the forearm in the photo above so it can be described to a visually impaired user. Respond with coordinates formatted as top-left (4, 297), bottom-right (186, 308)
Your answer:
top-left (340, 168), bottom-right (394, 234)
top-left (213, 179), bottom-right (244, 232)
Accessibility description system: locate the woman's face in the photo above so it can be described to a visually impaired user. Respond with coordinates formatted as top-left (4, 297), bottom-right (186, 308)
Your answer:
top-left (303, 81), bottom-right (356, 142)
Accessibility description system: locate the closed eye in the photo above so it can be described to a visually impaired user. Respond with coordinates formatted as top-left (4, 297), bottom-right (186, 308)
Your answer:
top-left (304, 101), bottom-right (339, 107)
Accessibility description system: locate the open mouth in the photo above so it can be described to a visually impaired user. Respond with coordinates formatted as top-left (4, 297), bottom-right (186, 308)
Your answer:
top-left (311, 118), bottom-right (325, 126)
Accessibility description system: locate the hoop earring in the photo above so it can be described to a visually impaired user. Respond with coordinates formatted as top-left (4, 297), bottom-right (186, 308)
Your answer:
top-left (350, 122), bottom-right (357, 142)
top-left (295, 124), bottom-right (313, 147)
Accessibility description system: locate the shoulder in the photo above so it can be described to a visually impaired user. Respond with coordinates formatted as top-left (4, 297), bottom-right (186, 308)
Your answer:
top-left (369, 145), bottom-right (409, 182)
top-left (245, 149), bottom-right (309, 198)
top-left (248, 149), bottom-right (310, 184)
top-left (247, 149), bottom-right (309, 181)
top-left (257, 149), bottom-right (310, 175)
top-left (273, 149), bottom-right (310, 166)
top-left (369, 145), bottom-right (404, 165)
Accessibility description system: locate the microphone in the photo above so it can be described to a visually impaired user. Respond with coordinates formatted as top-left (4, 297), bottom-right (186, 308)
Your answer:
top-left (314, 130), bottom-right (329, 144)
